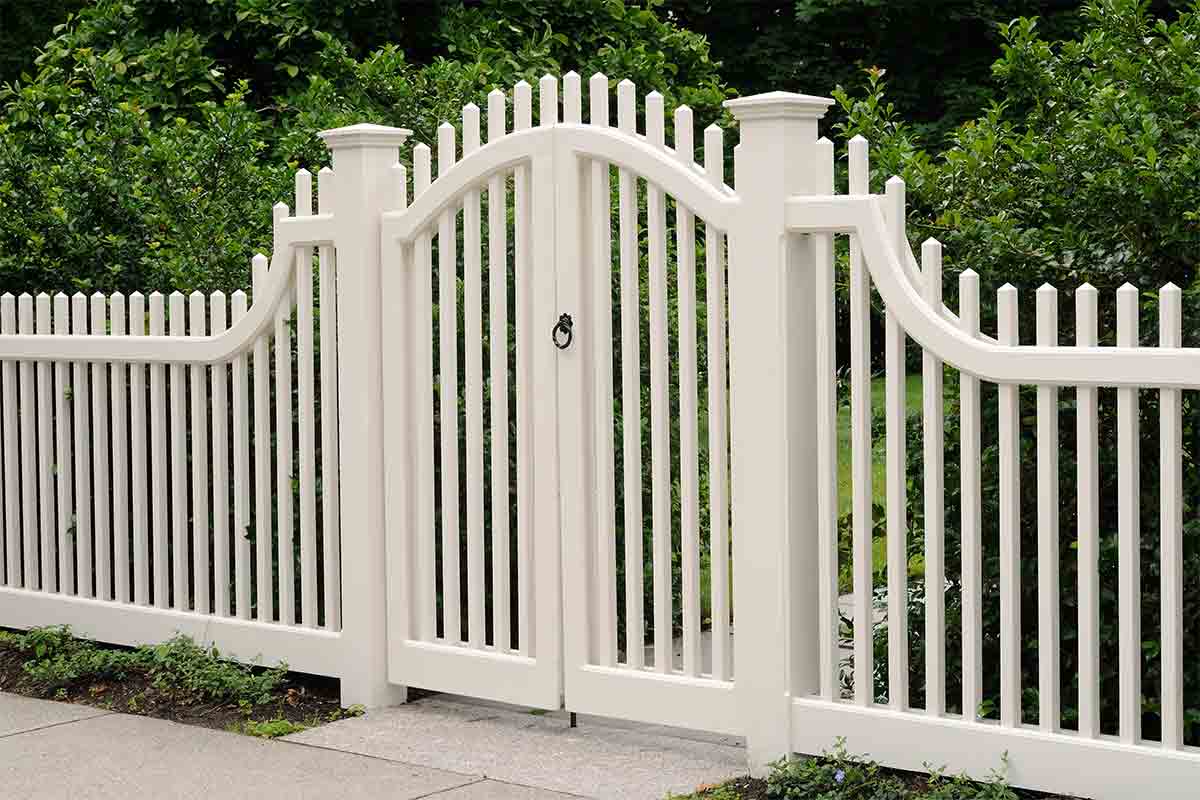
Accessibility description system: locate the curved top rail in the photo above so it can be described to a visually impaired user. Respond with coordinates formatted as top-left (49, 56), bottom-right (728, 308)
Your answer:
top-left (0, 213), bottom-right (336, 364)
top-left (381, 124), bottom-right (740, 243)
top-left (896, 231), bottom-right (1000, 346)
top-left (786, 194), bottom-right (1200, 389)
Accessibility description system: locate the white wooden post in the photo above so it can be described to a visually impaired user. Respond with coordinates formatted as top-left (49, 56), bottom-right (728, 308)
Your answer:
top-left (318, 123), bottom-right (412, 708)
top-left (724, 91), bottom-right (833, 771)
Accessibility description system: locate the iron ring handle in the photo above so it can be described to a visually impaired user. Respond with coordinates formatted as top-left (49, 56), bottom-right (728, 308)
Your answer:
top-left (552, 313), bottom-right (574, 350)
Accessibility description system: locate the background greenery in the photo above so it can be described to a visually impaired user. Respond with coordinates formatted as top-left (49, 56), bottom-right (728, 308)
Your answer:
top-left (3, 0), bottom-right (1199, 745)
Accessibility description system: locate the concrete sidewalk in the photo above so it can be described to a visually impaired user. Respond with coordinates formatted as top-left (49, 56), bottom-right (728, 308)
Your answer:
top-left (0, 691), bottom-right (744, 799)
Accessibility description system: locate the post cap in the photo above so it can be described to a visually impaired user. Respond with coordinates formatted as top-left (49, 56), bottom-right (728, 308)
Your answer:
top-left (723, 91), bottom-right (834, 122)
top-left (318, 123), bottom-right (413, 150)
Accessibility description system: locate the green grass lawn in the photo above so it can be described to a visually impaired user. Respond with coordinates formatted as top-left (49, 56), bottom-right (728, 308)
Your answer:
top-left (835, 372), bottom-right (924, 517)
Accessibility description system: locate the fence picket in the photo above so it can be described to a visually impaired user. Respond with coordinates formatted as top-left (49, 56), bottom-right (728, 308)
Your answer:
top-left (317, 167), bottom-right (341, 630)
top-left (110, 293), bottom-right (128, 602)
top-left (19, 295), bottom-right (38, 589)
top-left (882, 177), bottom-right (907, 707)
top-left (53, 293), bottom-right (74, 595)
top-left (252, 255), bottom-right (273, 621)
top-left (88, 294), bottom-right (110, 599)
top-left (232, 289), bottom-right (251, 619)
top-left (36, 294), bottom-right (54, 592)
top-left (463, 102), bottom-right (485, 649)
top-left (1159, 282), bottom-right (1183, 749)
top-left (71, 292), bottom-right (93, 598)
top-left (1076, 283), bottom-right (1100, 738)
top-left (169, 292), bottom-right (188, 609)
top-left (997, 284), bottom-right (1021, 728)
top-left (3, 295), bottom-right (18, 588)
top-left (814, 135), bottom-right (837, 697)
top-left (959, 270), bottom-right (982, 720)
top-left (921, 240), bottom-right (945, 717)
top-left (1035, 283), bottom-right (1060, 733)
top-left (189, 292), bottom-right (210, 614)
top-left (129, 293), bottom-right (146, 603)
top-left (412, 145), bottom-right (435, 641)
top-left (273, 203), bottom-right (296, 626)
top-left (1116, 283), bottom-right (1140, 745)
top-left (437, 121), bottom-right (461, 644)
top-left (295, 168), bottom-right (318, 628)
top-left (211, 292), bottom-right (230, 617)
top-left (513, 79), bottom-right (534, 656)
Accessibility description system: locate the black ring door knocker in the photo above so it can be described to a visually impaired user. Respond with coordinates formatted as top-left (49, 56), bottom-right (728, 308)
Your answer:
top-left (552, 313), bottom-right (574, 350)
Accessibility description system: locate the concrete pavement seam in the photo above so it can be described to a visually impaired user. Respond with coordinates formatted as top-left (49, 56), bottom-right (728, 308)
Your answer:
top-left (0, 710), bottom-right (115, 741)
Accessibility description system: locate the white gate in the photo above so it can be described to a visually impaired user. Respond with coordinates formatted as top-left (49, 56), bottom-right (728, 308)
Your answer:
top-left (379, 74), bottom-right (741, 729)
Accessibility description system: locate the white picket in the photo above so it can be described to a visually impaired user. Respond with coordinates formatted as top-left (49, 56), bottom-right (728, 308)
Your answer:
top-left (704, 122), bottom-right (730, 682)
top-left (1116, 283), bottom-right (1140, 745)
top-left (54, 293), bottom-right (74, 595)
top-left (959, 270), bottom-right (982, 720)
top-left (1159, 283), bottom-right (1183, 749)
top-left (1035, 283), bottom-right (1060, 733)
top-left (513, 79), bottom-right (534, 655)
top-left (36, 294), bottom-right (55, 592)
top-left (252, 254), bottom-right (273, 622)
top-left (1076, 283), bottom-right (1100, 738)
top-left (169, 292), bottom-right (187, 609)
top-left (997, 284), bottom-right (1021, 728)
top-left (232, 289), bottom-right (252, 619)
top-left (463, 102), bottom-right (485, 649)
top-left (882, 177), bottom-right (907, 707)
top-left (921, 239), bottom-right (944, 717)
top-left (189, 292), bottom-right (210, 614)
top-left (296, 169), bottom-right (318, 628)
top-left (814, 135), bottom-right (837, 698)
top-left (317, 167), bottom-right (341, 630)
top-left (129, 292), bottom-right (147, 604)
top-left (3, 295), bottom-right (18, 588)
top-left (413, 144), bottom-right (435, 641)
top-left (19, 295), bottom-right (38, 589)
top-left (210, 291), bottom-right (230, 617)
top-left (437, 121), bottom-right (461, 644)
top-left (110, 293), bottom-right (129, 602)
top-left (273, 206), bottom-right (296, 626)
top-left (616, 78), bottom-right (644, 669)
top-left (71, 292), bottom-right (93, 598)
top-left (88, 294), bottom-right (111, 600)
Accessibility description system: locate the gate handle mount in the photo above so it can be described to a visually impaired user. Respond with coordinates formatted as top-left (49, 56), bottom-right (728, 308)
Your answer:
top-left (552, 313), bottom-right (574, 350)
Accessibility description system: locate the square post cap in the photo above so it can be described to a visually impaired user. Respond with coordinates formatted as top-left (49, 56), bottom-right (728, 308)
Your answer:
top-left (723, 91), bottom-right (834, 122)
top-left (318, 123), bottom-right (413, 150)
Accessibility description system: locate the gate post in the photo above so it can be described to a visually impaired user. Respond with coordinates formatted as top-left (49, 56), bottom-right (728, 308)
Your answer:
top-left (318, 123), bottom-right (412, 708)
top-left (724, 92), bottom-right (833, 772)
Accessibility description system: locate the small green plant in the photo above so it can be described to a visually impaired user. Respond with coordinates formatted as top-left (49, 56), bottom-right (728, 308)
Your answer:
top-left (232, 717), bottom-right (309, 739)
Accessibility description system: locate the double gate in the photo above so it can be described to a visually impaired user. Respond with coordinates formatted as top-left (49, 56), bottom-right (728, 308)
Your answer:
top-left (378, 74), bottom-right (740, 734)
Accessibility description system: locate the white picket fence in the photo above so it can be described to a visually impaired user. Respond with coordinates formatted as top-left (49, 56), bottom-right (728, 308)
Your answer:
top-left (0, 71), bottom-right (1197, 798)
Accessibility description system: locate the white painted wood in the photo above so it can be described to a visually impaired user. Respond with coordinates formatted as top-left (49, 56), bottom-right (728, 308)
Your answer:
top-left (189, 292), bottom-right (210, 614)
top-left (128, 293), bottom-right (146, 603)
top-left (19, 295), bottom-right (38, 589)
top-left (210, 292), bottom-right (230, 616)
top-left (109, 293), bottom-right (128, 602)
top-left (36, 294), bottom-right (55, 592)
top-left (437, 120), bottom-right (461, 644)
top-left (295, 169), bottom-right (318, 628)
top-left (273, 218), bottom-right (296, 626)
top-left (616, 78), bottom-right (643, 669)
top-left (513, 79), bottom-right (534, 656)
top-left (883, 177), bottom-right (907, 709)
top-left (813, 135), bottom-right (837, 698)
top-left (646, 90), bottom-right (672, 674)
top-left (997, 284), bottom-right (1021, 728)
top-left (413, 144), bottom-right (436, 642)
top-left (53, 294), bottom-right (74, 595)
top-left (958, 270), bottom-right (982, 720)
top-left (252, 254), bottom-right (273, 622)
top-left (462, 101), bottom-right (485, 649)
top-left (1035, 283), bottom-right (1060, 733)
top-left (1075, 283), bottom-right (1100, 738)
top-left (704, 122), bottom-right (730, 683)
top-left (921, 239), bottom-right (944, 717)
top-left (1158, 282), bottom-right (1183, 750)
top-left (232, 290), bottom-right (251, 619)
top-left (87, 294), bottom-right (110, 599)
top-left (169, 292), bottom-right (188, 609)
top-left (1, 294), bottom-right (15, 589)
top-left (71, 293), bottom-right (93, 598)
top-left (588, 72), bottom-right (616, 667)
top-left (317, 166), bottom-right (341, 631)
top-left (1115, 283), bottom-right (1140, 745)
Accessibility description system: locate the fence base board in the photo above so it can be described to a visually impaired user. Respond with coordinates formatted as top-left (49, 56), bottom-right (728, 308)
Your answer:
top-left (0, 587), bottom-right (344, 679)
top-left (791, 697), bottom-right (1200, 800)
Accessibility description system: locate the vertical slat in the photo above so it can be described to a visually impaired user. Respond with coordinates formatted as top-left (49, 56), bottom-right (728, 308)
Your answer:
top-left (646, 90), bottom-right (672, 673)
top-left (997, 283), bottom-right (1021, 728)
top-left (437, 121), bottom-right (462, 643)
top-left (848, 138), bottom-right (874, 703)
top-left (54, 294), bottom-right (75, 595)
top-left (487, 88), bottom-right (512, 651)
top-left (616, 78), bottom-right (643, 669)
top-left (412, 146), bottom-right (435, 641)
top-left (189, 292), bottom-right (210, 614)
top-left (317, 167), bottom-right (341, 630)
top-left (210, 292), bottom-right (230, 616)
top-left (1076, 283), bottom-right (1100, 738)
top-left (1159, 282), bottom-right (1183, 750)
top-left (1035, 283), bottom-right (1060, 732)
top-left (2, 294), bottom-right (18, 588)
top-left (921, 239), bottom-right (945, 717)
top-left (129, 293), bottom-right (147, 603)
top-left (169, 292), bottom-right (187, 609)
top-left (71, 292), bottom-right (93, 598)
top-left (463, 102), bottom-right (485, 648)
top-left (704, 123), bottom-right (730, 681)
top-left (882, 177), bottom-right (907, 707)
top-left (273, 204), bottom-right (296, 626)
top-left (151, 293), bottom-right (168, 607)
top-left (677, 104), bottom-right (701, 677)
top-left (959, 270), bottom-right (982, 720)
top-left (1116, 283), bottom-right (1140, 744)
top-left (36, 294), bottom-right (55, 592)
top-left (88, 294), bottom-right (110, 599)
top-left (109, 293), bottom-right (128, 602)
top-left (296, 169), bottom-right (318, 627)
top-left (813, 136), bottom-right (837, 697)
top-left (513, 79), bottom-right (534, 654)
top-left (252, 254), bottom-right (273, 621)
top-left (232, 289), bottom-right (252, 619)
top-left (19, 294), bottom-right (38, 589)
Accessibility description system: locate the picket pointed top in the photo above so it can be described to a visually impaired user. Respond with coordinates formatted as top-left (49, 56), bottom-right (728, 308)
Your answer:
top-left (211, 289), bottom-right (225, 299)
top-left (1037, 282), bottom-right (1057, 293)
top-left (850, 133), bottom-right (868, 144)
top-left (514, 78), bottom-right (531, 89)
top-left (1117, 282), bottom-right (1138, 295)
top-left (1161, 281), bottom-right (1180, 293)
top-left (463, 101), bottom-right (479, 113)
top-left (1077, 282), bottom-right (1098, 295)
top-left (960, 267), bottom-right (979, 279)
top-left (563, 69), bottom-right (580, 79)
top-left (488, 87), bottom-right (504, 100)
top-left (886, 175), bottom-right (905, 188)
top-left (70, 291), bottom-right (85, 300)
top-left (91, 291), bottom-right (105, 299)
top-left (590, 72), bottom-right (608, 84)
top-left (617, 78), bottom-right (635, 89)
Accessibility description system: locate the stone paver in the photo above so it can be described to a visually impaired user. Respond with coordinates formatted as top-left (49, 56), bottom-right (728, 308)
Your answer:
top-left (0, 692), bottom-right (109, 738)
top-left (0, 706), bottom-right (475, 800)
top-left (286, 694), bottom-right (745, 800)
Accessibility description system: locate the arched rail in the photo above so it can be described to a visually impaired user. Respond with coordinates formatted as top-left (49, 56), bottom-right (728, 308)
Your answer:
top-left (0, 214), bottom-right (334, 364)
top-left (787, 193), bottom-right (1200, 389)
